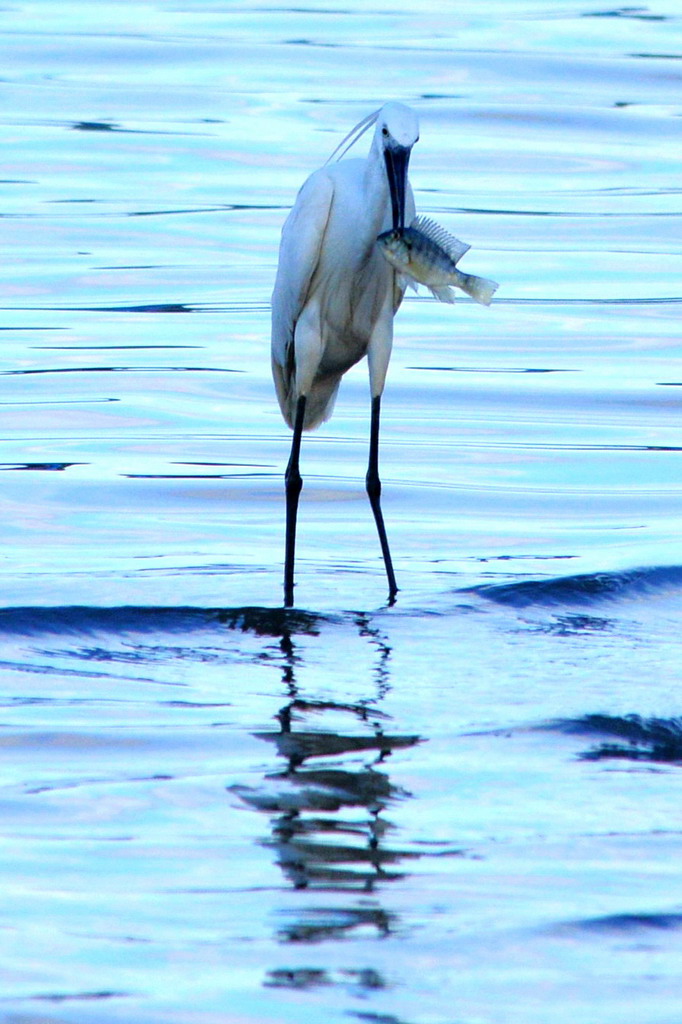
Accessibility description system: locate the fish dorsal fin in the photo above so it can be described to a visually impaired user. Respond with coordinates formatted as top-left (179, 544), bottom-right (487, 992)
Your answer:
top-left (411, 215), bottom-right (471, 264)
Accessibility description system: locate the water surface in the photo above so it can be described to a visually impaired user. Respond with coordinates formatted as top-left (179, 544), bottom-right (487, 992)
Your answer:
top-left (2, 1), bottom-right (682, 1022)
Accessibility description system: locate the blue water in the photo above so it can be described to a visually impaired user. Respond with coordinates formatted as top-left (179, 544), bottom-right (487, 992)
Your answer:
top-left (2, 1), bottom-right (682, 1021)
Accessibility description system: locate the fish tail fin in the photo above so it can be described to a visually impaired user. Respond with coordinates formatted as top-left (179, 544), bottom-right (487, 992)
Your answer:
top-left (459, 274), bottom-right (499, 306)
top-left (429, 285), bottom-right (456, 304)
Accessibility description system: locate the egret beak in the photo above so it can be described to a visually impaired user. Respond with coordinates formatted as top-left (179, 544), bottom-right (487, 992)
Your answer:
top-left (384, 143), bottom-right (411, 231)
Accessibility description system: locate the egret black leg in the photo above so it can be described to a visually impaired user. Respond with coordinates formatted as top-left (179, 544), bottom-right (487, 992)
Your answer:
top-left (366, 394), bottom-right (398, 605)
top-left (284, 395), bottom-right (306, 608)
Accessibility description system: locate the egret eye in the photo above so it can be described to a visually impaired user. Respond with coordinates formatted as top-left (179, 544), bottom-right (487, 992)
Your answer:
top-left (381, 126), bottom-right (389, 137)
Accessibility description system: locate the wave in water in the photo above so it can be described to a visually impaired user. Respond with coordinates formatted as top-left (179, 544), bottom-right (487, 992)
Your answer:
top-left (464, 565), bottom-right (682, 609)
top-left (555, 713), bottom-right (682, 765)
top-left (0, 605), bottom-right (330, 639)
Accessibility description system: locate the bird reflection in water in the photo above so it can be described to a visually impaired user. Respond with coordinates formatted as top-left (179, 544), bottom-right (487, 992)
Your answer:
top-left (230, 615), bottom-right (421, 904)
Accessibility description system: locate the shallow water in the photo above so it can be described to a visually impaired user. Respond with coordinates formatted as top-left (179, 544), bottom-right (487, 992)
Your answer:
top-left (2, 1), bottom-right (682, 1021)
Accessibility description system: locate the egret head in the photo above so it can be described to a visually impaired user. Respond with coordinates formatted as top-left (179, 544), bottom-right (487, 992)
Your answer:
top-left (377, 103), bottom-right (419, 231)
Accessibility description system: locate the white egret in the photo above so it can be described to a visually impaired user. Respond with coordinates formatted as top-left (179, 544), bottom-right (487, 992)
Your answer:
top-left (271, 102), bottom-right (419, 608)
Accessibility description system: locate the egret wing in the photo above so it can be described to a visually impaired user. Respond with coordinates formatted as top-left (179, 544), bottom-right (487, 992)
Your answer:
top-left (271, 169), bottom-right (334, 371)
